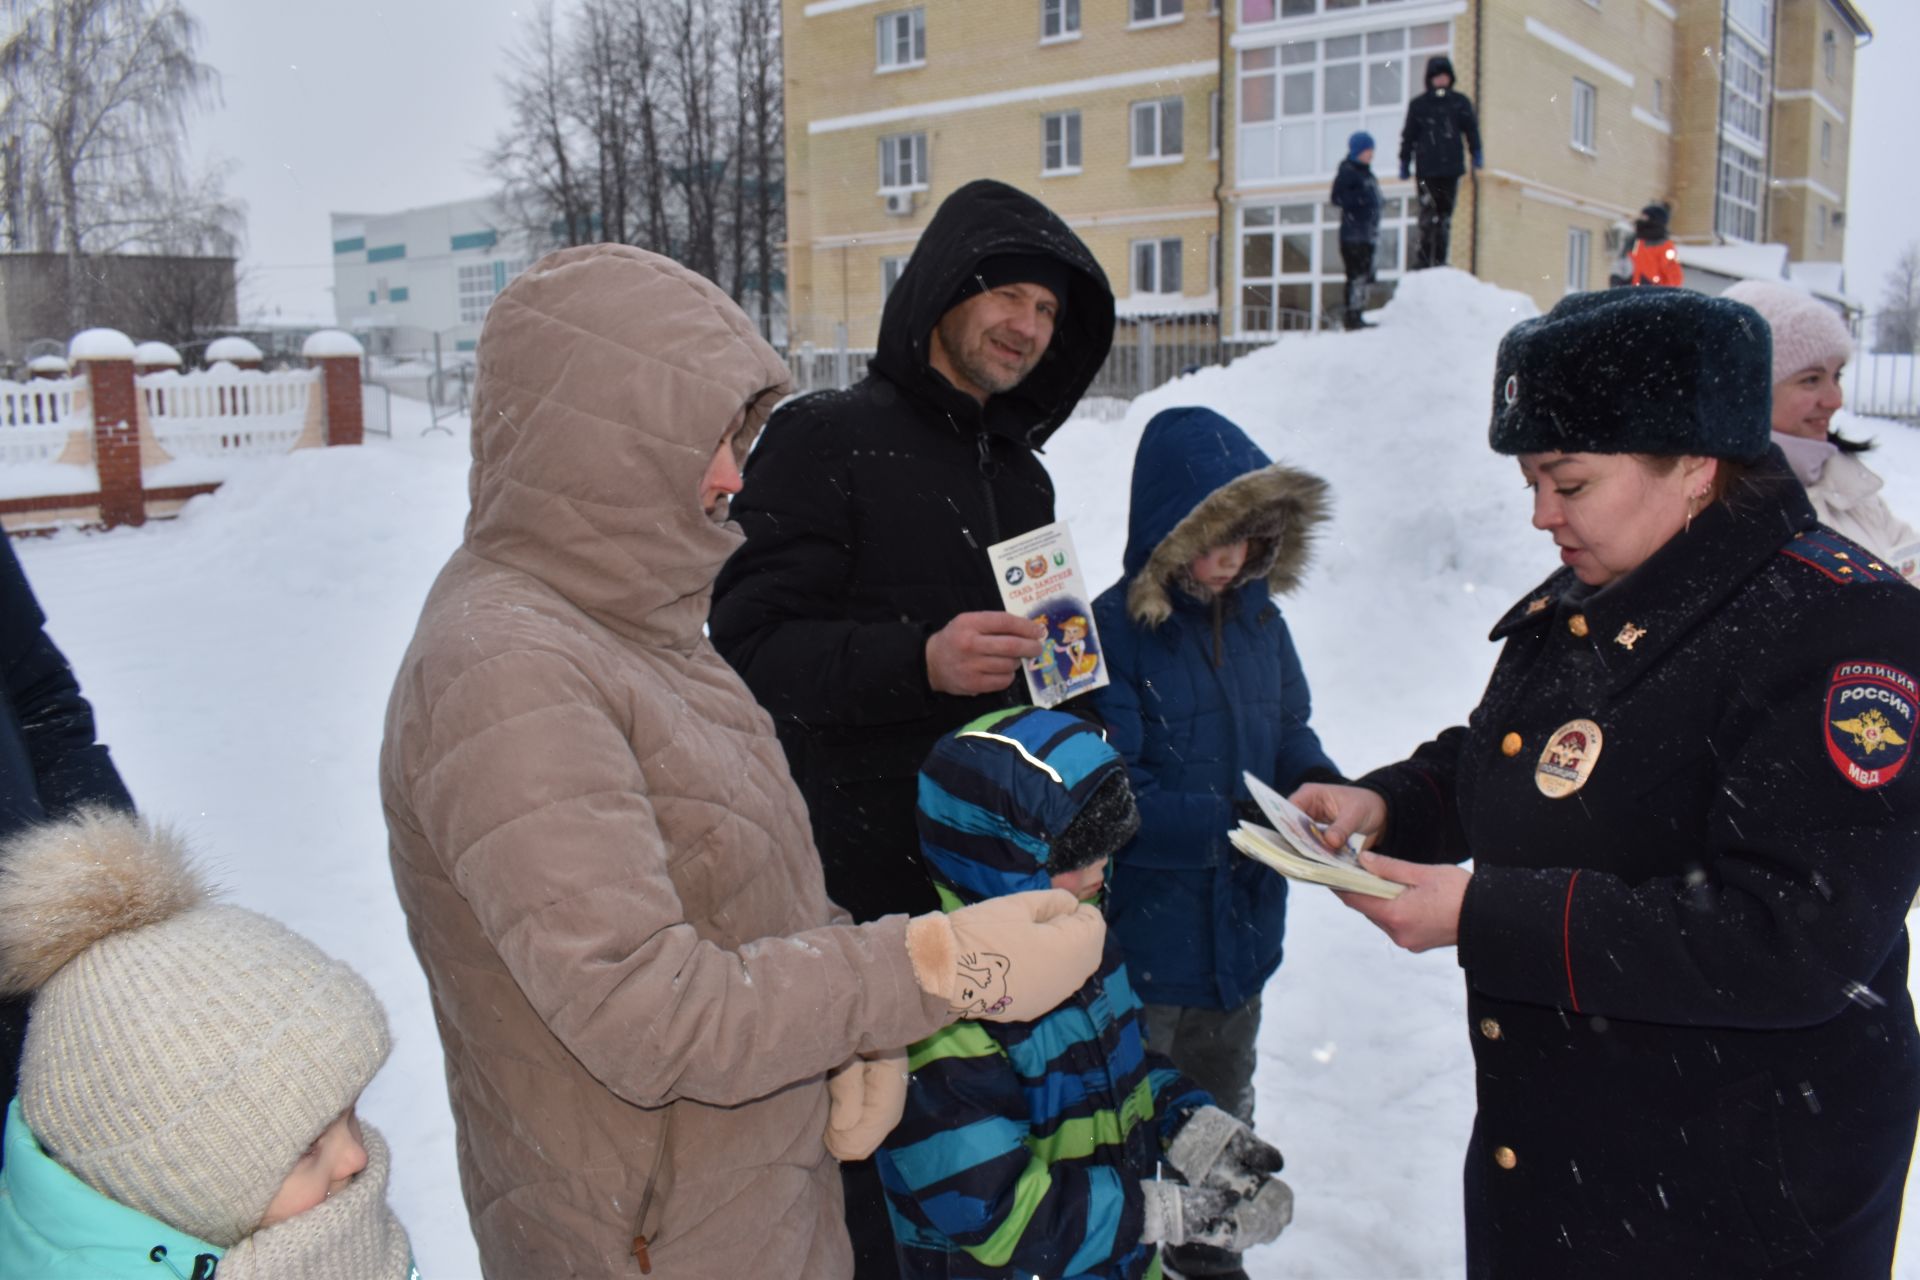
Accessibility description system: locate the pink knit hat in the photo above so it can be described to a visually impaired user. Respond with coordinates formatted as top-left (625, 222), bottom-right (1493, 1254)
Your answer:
top-left (1722, 280), bottom-right (1852, 386)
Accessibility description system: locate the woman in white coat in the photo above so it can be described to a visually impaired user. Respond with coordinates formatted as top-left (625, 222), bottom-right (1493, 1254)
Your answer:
top-left (1725, 279), bottom-right (1920, 580)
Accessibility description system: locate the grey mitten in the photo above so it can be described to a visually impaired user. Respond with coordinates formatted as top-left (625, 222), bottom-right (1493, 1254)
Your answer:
top-left (1166, 1105), bottom-right (1285, 1198)
top-left (1138, 1178), bottom-right (1295, 1250)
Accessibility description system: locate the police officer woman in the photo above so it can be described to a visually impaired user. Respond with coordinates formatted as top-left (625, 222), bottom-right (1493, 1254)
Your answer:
top-left (1297, 288), bottom-right (1920, 1278)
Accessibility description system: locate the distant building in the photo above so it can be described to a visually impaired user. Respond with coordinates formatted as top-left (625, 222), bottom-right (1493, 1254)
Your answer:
top-left (330, 197), bottom-right (538, 354)
top-left (0, 252), bottom-right (237, 363)
top-left (781, 0), bottom-right (1870, 341)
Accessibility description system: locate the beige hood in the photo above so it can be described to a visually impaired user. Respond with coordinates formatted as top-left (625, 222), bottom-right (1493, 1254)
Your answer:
top-left (464, 243), bottom-right (791, 650)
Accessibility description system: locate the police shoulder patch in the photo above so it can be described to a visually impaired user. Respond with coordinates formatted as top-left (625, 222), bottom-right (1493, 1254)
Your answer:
top-left (1825, 662), bottom-right (1917, 791)
top-left (1781, 530), bottom-right (1907, 585)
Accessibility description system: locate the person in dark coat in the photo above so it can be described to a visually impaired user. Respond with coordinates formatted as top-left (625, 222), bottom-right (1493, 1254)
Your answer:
top-left (1397, 55), bottom-right (1482, 271)
top-left (1085, 407), bottom-right (1337, 1280)
top-left (710, 178), bottom-right (1115, 1280)
top-left (1329, 131), bottom-right (1383, 331)
top-left (0, 536), bottom-right (133, 1154)
top-left (1296, 288), bottom-right (1920, 1278)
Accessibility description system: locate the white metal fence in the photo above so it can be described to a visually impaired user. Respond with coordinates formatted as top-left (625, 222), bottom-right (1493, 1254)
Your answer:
top-left (0, 377), bottom-right (81, 465)
top-left (140, 366), bottom-right (317, 458)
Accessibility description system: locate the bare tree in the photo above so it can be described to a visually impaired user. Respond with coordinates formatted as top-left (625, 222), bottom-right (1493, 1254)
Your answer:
top-left (1875, 243), bottom-right (1920, 356)
top-left (0, 0), bottom-right (241, 324)
top-left (488, 4), bottom-right (594, 249)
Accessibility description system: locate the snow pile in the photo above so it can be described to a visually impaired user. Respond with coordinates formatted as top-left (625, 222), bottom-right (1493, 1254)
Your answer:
top-left (14, 270), bottom-right (1920, 1277)
top-left (67, 328), bottom-right (136, 361)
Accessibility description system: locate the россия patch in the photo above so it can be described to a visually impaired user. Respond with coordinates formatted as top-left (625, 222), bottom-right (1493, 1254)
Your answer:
top-left (1825, 662), bottom-right (1916, 791)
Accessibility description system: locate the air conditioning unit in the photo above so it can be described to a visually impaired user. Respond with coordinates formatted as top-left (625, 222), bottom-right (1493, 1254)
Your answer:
top-left (1830, 209), bottom-right (1846, 227)
top-left (883, 191), bottom-right (914, 217)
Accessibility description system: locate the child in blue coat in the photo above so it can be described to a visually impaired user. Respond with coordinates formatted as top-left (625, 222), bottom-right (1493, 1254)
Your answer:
top-left (1085, 407), bottom-right (1336, 1276)
top-left (877, 707), bottom-right (1292, 1280)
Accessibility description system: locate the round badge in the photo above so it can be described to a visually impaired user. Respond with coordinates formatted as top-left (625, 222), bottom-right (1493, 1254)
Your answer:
top-left (1535, 718), bottom-right (1603, 798)
top-left (1503, 374), bottom-right (1520, 407)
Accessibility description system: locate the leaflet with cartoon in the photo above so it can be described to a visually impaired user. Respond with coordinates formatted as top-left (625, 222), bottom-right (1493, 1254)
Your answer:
top-left (987, 520), bottom-right (1109, 709)
top-left (1229, 772), bottom-right (1406, 899)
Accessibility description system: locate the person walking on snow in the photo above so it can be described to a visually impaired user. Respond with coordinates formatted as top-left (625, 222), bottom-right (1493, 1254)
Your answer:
top-left (1330, 131), bottom-right (1383, 331)
top-left (1398, 54), bottom-right (1482, 271)
top-left (1083, 407), bottom-right (1338, 1280)
top-left (878, 707), bottom-right (1293, 1280)
top-left (1628, 202), bottom-right (1684, 287)
top-left (379, 244), bottom-right (1109, 1279)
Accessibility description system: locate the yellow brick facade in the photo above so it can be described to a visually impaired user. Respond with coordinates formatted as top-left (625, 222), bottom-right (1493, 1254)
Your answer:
top-left (785, 0), bottom-right (1869, 344)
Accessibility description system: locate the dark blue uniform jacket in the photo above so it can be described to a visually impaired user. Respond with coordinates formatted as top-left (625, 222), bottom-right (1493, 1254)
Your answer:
top-left (1359, 455), bottom-right (1920, 1278)
top-left (1086, 409), bottom-right (1338, 1011)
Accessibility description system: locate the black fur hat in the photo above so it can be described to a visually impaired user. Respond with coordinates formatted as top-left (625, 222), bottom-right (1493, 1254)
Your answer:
top-left (1489, 288), bottom-right (1772, 461)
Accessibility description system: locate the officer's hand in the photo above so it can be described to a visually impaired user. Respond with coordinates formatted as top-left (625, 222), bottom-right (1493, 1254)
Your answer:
top-left (1398, 163), bottom-right (1411, 181)
top-left (926, 612), bottom-right (1044, 696)
top-left (1335, 852), bottom-right (1469, 953)
top-left (1289, 782), bottom-right (1387, 852)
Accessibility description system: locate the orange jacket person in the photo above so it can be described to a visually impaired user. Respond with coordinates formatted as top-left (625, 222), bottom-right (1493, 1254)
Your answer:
top-left (1629, 202), bottom-right (1684, 287)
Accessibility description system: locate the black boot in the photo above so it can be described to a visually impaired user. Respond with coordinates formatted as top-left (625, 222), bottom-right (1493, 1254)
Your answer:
top-left (1163, 1241), bottom-right (1252, 1280)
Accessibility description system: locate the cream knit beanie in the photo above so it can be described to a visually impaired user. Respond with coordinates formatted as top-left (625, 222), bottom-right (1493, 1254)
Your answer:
top-left (0, 809), bottom-right (391, 1249)
top-left (1722, 280), bottom-right (1852, 386)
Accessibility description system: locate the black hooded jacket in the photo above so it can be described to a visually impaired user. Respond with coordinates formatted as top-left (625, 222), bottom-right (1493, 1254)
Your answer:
top-left (710, 179), bottom-right (1114, 923)
top-left (1398, 55), bottom-right (1482, 179)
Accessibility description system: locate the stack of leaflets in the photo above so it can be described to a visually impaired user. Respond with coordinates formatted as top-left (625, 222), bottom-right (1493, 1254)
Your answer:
top-left (1228, 774), bottom-right (1406, 900)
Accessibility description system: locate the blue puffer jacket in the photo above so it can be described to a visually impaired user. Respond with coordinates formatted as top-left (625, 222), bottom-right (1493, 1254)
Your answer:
top-left (877, 707), bottom-right (1209, 1280)
top-left (0, 1098), bottom-right (224, 1279)
top-left (1086, 408), bottom-right (1338, 1010)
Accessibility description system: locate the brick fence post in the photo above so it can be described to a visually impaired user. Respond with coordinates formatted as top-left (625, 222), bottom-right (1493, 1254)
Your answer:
top-left (303, 330), bottom-right (366, 447)
top-left (70, 328), bottom-right (142, 528)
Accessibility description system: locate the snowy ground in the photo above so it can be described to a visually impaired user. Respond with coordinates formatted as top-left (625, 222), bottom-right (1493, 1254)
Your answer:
top-left (14, 270), bottom-right (1920, 1277)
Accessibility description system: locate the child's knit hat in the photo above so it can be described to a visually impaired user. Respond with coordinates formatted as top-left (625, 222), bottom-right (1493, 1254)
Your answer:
top-left (1722, 279), bottom-right (1853, 386)
top-left (0, 809), bottom-right (391, 1249)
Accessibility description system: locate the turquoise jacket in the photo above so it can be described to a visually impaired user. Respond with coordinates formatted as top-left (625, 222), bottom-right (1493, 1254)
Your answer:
top-left (0, 1097), bottom-right (225, 1279)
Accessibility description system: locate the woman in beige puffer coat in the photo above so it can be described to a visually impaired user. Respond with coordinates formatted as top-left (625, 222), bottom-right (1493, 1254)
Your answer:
top-left (380, 245), bottom-right (1104, 1278)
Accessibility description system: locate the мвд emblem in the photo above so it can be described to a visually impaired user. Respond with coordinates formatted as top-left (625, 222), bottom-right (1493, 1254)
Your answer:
top-left (1535, 718), bottom-right (1603, 798)
top-left (1826, 662), bottom-right (1917, 791)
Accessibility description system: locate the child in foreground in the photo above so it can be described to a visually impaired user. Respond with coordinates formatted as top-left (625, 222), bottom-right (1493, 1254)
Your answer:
top-left (878, 707), bottom-right (1292, 1280)
top-left (0, 809), bottom-right (415, 1279)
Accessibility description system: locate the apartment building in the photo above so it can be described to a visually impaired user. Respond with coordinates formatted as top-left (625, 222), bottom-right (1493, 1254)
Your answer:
top-left (784, 0), bottom-right (1870, 343)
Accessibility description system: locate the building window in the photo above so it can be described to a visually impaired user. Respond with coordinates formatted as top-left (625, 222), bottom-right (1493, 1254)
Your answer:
top-left (1571, 79), bottom-right (1597, 153)
top-left (875, 8), bottom-right (925, 71)
top-left (1653, 78), bottom-right (1665, 118)
top-left (1132, 237), bottom-right (1184, 295)
top-left (881, 255), bottom-right (910, 301)
top-left (1721, 29), bottom-right (1767, 149)
top-left (1236, 22), bottom-right (1451, 184)
top-left (1132, 96), bottom-right (1185, 164)
top-left (1823, 29), bottom-right (1837, 81)
top-left (1130, 0), bottom-right (1183, 25)
top-left (1565, 227), bottom-right (1592, 294)
top-left (1815, 204), bottom-right (1828, 248)
top-left (1728, 0), bottom-right (1772, 43)
top-left (1041, 0), bottom-right (1079, 41)
top-left (879, 132), bottom-right (928, 191)
top-left (1820, 119), bottom-right (1833, 164)
top-left (457, 259), bottom-right (528, 324)
top-left (1237, 197), bottom-right (1417, 332)
top-left (1042, 111), bottom-right (1083, 174)
top-left (1715, 145), bottom-right (1763, 242)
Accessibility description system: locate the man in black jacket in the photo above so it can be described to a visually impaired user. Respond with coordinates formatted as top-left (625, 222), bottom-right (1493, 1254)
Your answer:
top-left (1398, 54), bottom-right (1482, 270)
top-left (711, 179), bottom-right (1113, 1277)
top-left (0, 535), bottom-right (134, 1164)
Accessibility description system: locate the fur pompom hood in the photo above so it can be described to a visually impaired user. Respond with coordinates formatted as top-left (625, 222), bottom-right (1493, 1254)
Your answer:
top-left (0, 807), bottom-right (204, 995)
top-left (1121, 407), bottom-right (1331, 627)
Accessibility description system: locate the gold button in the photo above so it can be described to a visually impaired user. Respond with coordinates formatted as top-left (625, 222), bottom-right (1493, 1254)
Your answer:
top-left (1568, 614), bottom-right (1589, 638)
top-left (1500, 733), bottom-right (1522, 758)
top-left (1493, 1145), bottom-right (1518, 1170)
top-left (1479, 1017), bottom-right (1503, 1040)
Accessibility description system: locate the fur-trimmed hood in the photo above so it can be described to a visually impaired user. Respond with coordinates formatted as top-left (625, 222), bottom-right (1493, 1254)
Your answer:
top-left (1122, 407), bottom-right (1330, 626)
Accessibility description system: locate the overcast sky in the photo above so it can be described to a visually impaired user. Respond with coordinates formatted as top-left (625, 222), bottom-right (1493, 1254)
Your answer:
top-left (185, 0), bottom-right (1917, 324)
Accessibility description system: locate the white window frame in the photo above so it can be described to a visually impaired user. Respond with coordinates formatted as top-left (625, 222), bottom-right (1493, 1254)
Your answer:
top-left (1820, 119), bottom-right (1832, 165)
top-left (1041, 0), bottom-right (1080, 43)
top-left (1571, 78), bottom-right (1597, 154)
top-left (1721, 29), bottom-right (1768, 149)
top-left (875, 8), bottom-right (926, 73)
top-left (1822, 28), bottom-right (1837, 82)
top-left (881, 255), bottom-right (910, 301)
top-left (1129, 0), bottom-right (1184, 29)
top-left (1565, 226), bottom-right (1592, 294)
top-left (1042, 110), bottom-right (1083, 175)
top-left (1814, 204), bottom-right (1828, 249)
top-left (1715, 143), bottom-right (1764, 242)
top-left (878, 132), bottom-right (928, 192)
top-left (1728, 0), bottom-right (1772, 45)
top-left (1235, 197), bottom-right (1418, 334)
top-left (1131, 96), bottom-right (1185, 165)
top-left (1652, 77), bottom-right (1665, 119)
top-left (1131, 237), bottom-right (1184, 296)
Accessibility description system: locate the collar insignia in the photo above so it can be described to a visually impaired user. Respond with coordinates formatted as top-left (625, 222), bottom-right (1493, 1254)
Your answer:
top-left (1614, 622), bottom-right (1647, 650)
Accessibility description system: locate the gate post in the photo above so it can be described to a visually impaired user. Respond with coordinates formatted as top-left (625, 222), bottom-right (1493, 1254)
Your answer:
top-left (70, 328), bottom-right (142, 528)
top-left (303, 330), bottom-right (367, 447)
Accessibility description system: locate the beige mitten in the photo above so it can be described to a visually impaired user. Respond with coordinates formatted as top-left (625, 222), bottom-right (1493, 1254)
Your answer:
top-left (904, 887), bottom-right (1105, 1022)
top-left (824, 1049), bottom-right (909, 1161)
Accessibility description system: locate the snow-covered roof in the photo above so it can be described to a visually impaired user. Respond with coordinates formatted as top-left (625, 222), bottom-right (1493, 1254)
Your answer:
top-left (26, 354), bottom-right (68, 373)
top-left (1785, 260), bottom-right (1853, 306)
top-left (301, 329), bottom-right (366, 359)
top-left (133, 341), bottom-right (183, 366)
top-left (204, 336), bottom-right (264, 363)
top-left (1115, 293), bottom-right (1223, 321)
top-left (68, 328), bottom-right (136, 361)
top-left (1676, 242), bottom-right (1790, 283)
